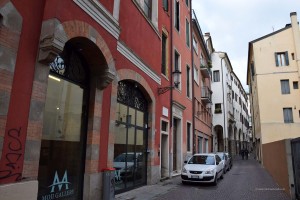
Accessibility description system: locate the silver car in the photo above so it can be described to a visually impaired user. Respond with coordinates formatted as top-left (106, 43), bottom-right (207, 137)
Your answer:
top-left (216, 152), bottom-right (230, 173)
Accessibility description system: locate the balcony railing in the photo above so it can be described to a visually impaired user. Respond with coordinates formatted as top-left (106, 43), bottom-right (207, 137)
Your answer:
top-left (201, 86), bottom-right (212, 103)
top-left (200, 64), bottom-right (211, 78)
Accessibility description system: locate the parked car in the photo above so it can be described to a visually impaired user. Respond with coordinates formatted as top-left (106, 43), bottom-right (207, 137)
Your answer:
top-left (225, 152), bottom-right (233, 170)
top-left (113, 152), bottom-right (143, 181)
top-left (181, 153), bottom-right (224, 185)
top-left (216, 152), bottom-right (229, 173)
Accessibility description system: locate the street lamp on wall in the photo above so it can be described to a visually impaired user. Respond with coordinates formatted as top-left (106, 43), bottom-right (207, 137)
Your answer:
top-left (158, 69), bottom-right (181, 95)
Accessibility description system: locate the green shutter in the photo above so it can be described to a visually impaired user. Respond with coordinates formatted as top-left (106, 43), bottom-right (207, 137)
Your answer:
top-left (275, 53), bottom-right (279, 66)
top-left (285, 51), bottom-right (289, 66)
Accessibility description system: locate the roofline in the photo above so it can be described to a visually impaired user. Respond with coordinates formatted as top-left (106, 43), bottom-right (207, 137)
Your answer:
top-left (214, 51), bottom-right (248, 96)
top-left (192, 10), bottom-right (210, 59)
top-left (246, 25), bottom-right (292, 85)
top-left (249, 24), bottom-right (291, 44)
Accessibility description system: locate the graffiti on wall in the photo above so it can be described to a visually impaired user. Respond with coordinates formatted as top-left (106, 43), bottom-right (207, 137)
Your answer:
top-left (0, 127), bottom-right (23, 182)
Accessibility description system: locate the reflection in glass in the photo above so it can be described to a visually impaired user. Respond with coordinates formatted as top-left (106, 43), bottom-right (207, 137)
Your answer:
top-left (114, 81), bottom-right (148, 193)
top-left (38, 77), bottom-right (85, 200)
top-left (128, 107), bottom-right (135, 125)
top-left (136, 110), bottom-right (144, 127)
top-left (42, 77), bottom-right (83, 141)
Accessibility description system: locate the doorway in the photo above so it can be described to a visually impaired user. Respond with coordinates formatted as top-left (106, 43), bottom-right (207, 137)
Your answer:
top-left (114, 81), bottom-right (148, 193)
top-left (37, 46), bottom-right (89, 200)
top-left (161, 134), bottom-right (169, 178)
top-left (173, 119), bottom-right (178, 172)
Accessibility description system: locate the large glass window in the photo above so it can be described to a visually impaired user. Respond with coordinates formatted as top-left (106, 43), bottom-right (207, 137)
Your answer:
top-left (38, 47), bottom-right (88, 200)
top-left (114, 81), bottom-right (148, 193)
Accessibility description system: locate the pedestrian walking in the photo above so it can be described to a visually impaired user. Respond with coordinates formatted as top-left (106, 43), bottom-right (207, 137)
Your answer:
top-left (241, 149), bottom-right (245, 160)
top-left (245, 149), bottom-right (249, 160)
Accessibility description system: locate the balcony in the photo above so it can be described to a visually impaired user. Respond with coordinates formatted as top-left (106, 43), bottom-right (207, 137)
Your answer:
top-left (201, 86), bottom-right (212, 103)
top-left (200, 64), bottom-right (210, 78)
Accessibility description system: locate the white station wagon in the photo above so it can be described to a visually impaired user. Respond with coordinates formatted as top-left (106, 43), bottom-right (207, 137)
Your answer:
top-left (181, 153), bottom-right (224, 185)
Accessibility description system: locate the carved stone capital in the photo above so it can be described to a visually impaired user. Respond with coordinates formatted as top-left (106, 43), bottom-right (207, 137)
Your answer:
top-left (38, 18), bottom-right (67, 65)
top-left (96, 68), bottom-right (116, 89)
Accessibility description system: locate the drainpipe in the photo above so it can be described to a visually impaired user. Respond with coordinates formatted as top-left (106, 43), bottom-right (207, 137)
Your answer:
top-left (230, 72), bottom-right (234, 155)
top-left (191, 7), bottom-right (196, 155)
top-left (241, 91), bottom-right (243, 150)
top-left (219, 53), bottom-right (226, 152)
top-left (169, 0), bottom-right (173, 178)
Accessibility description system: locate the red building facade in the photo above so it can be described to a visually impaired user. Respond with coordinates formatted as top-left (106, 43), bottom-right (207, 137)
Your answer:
top-left (0, 0), bottom-right (210, 199)
top-left (192, 11), bottom-right (213, 154)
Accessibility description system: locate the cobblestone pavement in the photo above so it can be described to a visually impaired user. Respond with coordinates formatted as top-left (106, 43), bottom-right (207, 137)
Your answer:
top-left (115, 155), bottom-right (291, 200)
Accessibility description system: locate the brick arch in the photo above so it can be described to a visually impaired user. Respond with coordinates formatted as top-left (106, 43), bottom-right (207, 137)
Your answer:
top-left (62, 20), bottom-right (114, 69)
top-left (24, 18), bottom-right (116, 180)
top-left (38, 19), bottom-right (116, 89)
top-left (116, 69), bottom-right (155, 101)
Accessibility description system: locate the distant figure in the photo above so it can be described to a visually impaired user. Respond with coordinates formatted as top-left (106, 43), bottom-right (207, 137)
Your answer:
top-left (240, 149), bottom-right (245, 160)
top-left (245, 149), bottom-right (249, 160)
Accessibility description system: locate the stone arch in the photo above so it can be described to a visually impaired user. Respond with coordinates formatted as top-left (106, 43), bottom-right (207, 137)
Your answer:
top-left (214, 125), bottom-right (224, 152)
top-left (24, 18), bottom-right (116, 200)
top-left (108, 68), bottom-right (156, 183)
top-left (228, 124), bottom-right (234, 140)
top-left (227, 124), bottom-right (234, 155)
top-left (238, 129), bottom-right (242, 151)
top-left (38, 19), bottom-right (116, 88)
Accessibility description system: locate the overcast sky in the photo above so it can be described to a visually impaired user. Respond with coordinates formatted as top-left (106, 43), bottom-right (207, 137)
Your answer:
top-left (192, 0), bottom-right (300, 92)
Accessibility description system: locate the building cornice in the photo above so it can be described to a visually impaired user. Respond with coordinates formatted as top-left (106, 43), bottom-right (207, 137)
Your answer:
top-left (73, 0), bottom-right (120, 39)
top-left (117, 41), bottom-right (161, 85)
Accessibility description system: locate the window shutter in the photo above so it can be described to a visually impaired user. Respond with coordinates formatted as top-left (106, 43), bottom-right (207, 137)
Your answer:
top-left (275, 53), bottom-right (279, 66)
top-left (163, 0), bottom-right (168, 11)
top-left (285, 51), bottom-right (289, 66)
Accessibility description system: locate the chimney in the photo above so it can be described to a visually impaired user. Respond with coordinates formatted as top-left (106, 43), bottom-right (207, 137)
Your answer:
top-left (290, 12), bottom-right (300, 76)
top-left (205, 32), bottom-right (210, 37)
top-left (291, 12), bottom-right (298, 27)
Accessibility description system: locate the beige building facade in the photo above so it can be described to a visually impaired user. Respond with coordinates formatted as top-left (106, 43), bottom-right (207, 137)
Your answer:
top-left (247, 12), bottom-right (300, 161)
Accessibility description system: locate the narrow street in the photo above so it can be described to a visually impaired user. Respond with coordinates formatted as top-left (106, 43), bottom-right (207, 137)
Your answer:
top-left (117, 155), bottom-right (291, 200)
top-left (155, 155), bottom-right (290, 200)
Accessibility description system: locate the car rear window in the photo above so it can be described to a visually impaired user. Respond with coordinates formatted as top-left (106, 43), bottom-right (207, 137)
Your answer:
top-left (188, 155), bottom-right (215, 165)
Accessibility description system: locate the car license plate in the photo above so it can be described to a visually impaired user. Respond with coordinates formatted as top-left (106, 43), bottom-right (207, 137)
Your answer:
top-left (191, 175), bottom-right (199, 179)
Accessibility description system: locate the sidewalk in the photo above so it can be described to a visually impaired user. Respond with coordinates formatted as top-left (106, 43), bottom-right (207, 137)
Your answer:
top-left (115, 176), bottom-right (181, 200)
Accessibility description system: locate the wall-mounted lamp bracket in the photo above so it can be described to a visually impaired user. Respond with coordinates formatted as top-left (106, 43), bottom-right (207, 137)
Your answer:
top-left (158, 86), bottom-right (174, 95)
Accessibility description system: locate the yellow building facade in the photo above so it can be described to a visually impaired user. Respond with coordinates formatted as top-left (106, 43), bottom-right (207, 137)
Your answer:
top-left (247, 12), bottom-right (300, 161)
